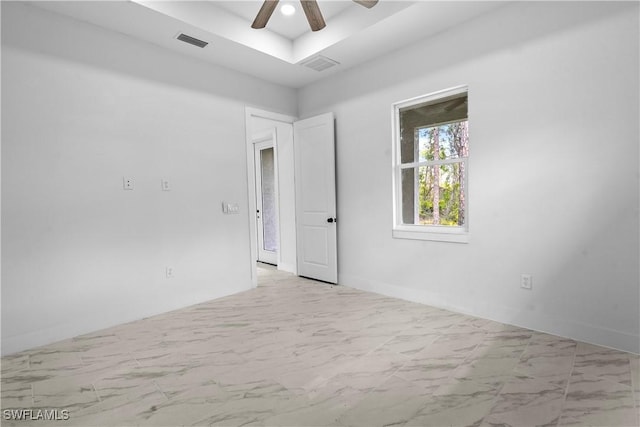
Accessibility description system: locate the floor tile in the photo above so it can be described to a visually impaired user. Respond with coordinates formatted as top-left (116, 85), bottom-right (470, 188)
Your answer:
top-left (191, 379), bottom-right (299, 426)
top-left (337, 375), bottom-right (431, 427)
top-left (260, 394), bottom-right (350, 427)
top-left (452, 350), bottom-right (521, 388)
top-left (558, 373), bottom-right (637, 426)
top-left (573, 342), bottom-right (633, 386)
top-left (0, 382), bottom-right (33, 409)
top-left (32, 375), bottom-right (99, 409)
top-left (405, 379), bottom-right (500, 427)
top-left (482, 376), bottom-right (565, 427)
top-left (63, 382), bottom-right (167, 426)
top-left (631, 355), bottom-right (640, 422)
top-left (309, 348), bottom-right (409, 405)
top-left (380, 332), bottom-right (439, 357)
top-left (136, 383), bottom-right (230, 426)
top-left (513, 332), bottom-right (576, 387)
top-left (0, 354), bottom-right (30, 375)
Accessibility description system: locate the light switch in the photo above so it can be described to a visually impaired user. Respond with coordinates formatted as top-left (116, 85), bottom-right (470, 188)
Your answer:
top-left (161, 178), bottom-right (171, 191)
top-left (222, 202), bottom-right (239, 214)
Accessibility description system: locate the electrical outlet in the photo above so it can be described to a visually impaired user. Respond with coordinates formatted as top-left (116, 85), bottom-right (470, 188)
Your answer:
top-left (123, 177), bottom-right (134, 190)
top-left (166, 266), bottom-right (174, 279)
top-left (161, 178), bottom-right (171, 191)
top-left (521, 274), bottom-right (533, 290)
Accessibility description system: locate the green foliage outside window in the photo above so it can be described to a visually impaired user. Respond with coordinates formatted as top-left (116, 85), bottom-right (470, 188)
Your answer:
top-left (417, 121), bottom-right (468, 226)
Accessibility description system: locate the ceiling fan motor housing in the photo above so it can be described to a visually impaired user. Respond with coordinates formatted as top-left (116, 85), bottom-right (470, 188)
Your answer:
top-left (251, 0), bottom-right (378, 32)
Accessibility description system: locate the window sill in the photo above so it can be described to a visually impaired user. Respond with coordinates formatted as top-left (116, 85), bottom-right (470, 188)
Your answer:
top-left (392, 227), bottom-right (469, 243)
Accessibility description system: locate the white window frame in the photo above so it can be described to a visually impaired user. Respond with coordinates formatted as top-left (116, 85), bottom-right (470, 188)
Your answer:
top-left (391, 85), bottom-right (469, 243)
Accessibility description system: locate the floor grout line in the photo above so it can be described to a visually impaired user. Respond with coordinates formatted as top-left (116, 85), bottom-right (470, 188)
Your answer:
top-left (92, 382), bottom-right (102, 403)
top-left (627, 355), bottom-right (640, 427)
top-left (152, 380), bottom-right (170, 401)
top-left (479, 331), bottom-right (536, 425)
top-left (555, 340), bottom-right (579, 427)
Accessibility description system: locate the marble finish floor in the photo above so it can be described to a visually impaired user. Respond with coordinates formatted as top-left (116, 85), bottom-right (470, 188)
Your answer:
top-left (2, 267), bottom-right (639, 426)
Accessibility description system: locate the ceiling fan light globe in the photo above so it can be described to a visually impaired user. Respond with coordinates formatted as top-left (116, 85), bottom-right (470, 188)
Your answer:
top-left (280, 4), bottom-right (296, 16)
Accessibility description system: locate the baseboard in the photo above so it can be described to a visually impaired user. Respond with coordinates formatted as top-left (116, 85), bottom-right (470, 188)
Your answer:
top-left (338, 273), bottom-right (639, 355)
top-left (277, 262), bottom-right (296, 274)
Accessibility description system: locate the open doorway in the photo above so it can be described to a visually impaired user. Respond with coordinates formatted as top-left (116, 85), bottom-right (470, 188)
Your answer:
top-left (253, 134), bottom-right (278, 265)
top-left (245, 108), bottom-right (298, 286)
top-left (245, 107), bottom-right (337, 287)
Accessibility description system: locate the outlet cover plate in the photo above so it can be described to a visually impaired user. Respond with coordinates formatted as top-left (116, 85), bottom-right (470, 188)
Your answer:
top-left (123, 177), bottom-right (134, 190)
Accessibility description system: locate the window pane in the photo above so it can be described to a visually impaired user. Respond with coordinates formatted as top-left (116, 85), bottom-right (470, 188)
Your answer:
top-left (400, 168), bottom-right (416, 225)
top-left (260, 148), bottom-right (278, 252)
top-left (418, 121), bottom-right (468, 162)
top-left (417, 162), bottom-right (466, 226)
top-left (399, 93), bottom-right (467, 164)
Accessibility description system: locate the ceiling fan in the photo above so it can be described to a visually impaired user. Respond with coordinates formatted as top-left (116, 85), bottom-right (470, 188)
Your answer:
top-left (251, 0), bottom-right (379, 32)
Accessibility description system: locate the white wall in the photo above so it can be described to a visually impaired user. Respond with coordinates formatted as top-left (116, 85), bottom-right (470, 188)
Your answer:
top-left (298, 2), bottom-right (640, 353)
top-left (1, 2), bottom-right (297, 355)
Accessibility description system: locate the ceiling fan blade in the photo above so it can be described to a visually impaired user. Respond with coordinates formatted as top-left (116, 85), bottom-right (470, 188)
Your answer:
top-left (352, 0), bottom-right (378, 8)
top-left (300, 0), bottom-right (326, 32)
top-left (251, 0), bottom-right (280, 29)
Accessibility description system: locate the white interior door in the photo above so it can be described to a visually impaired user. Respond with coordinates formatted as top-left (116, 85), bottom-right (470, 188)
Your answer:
top-left (254, 140), bottom-right (278, 265)
top-left (294, 113), bottom-right (337, 283)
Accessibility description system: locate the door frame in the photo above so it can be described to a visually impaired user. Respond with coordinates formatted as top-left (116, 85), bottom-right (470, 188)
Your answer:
top-left (245, 108), bottom-right (297, 286)
top-left (253, 133), bottom-right (279, 265)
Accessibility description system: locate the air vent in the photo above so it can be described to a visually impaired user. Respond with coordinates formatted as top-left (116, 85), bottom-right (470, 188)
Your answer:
top-left (299, 55), bottom-right (339, 72)
top-left (176, 33), bottom-right (208, 48)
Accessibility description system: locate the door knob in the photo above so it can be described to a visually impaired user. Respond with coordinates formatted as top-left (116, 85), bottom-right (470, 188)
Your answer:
top-left (327, 217), bottom-right (336, 223)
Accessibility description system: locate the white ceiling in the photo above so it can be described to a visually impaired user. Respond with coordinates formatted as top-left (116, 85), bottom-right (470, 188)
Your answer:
top-left (32, 1), bottom-right (506, 89)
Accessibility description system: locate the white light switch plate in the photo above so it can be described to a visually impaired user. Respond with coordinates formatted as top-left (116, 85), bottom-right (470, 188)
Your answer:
top-left (222, 202), bottom-right (239, 214)
top-left (161, 178), bottom-right (171, 191)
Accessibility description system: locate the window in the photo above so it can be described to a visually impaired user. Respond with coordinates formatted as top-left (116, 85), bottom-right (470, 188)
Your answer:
top-left (392, 86), bottom-right (469, 243)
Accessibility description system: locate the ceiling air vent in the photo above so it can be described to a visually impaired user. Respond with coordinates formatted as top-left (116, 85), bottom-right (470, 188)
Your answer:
top-left (176, 33), bottom-right (208, 48)
top-left (299, 55), bottom-right (339, 72)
